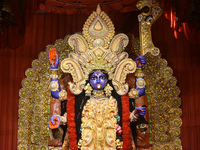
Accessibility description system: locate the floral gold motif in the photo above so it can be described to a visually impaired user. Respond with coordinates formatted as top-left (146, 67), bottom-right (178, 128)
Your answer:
top-left (58, 90), bottom-right (67, 101)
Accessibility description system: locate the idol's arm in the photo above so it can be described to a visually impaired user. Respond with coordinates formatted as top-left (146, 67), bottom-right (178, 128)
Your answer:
top-left (49, 48), bottom-right (67, 100)
top-left (129, 55), bottom-right (147, 122)
top-left (50, 75), bottom-right (67, 100)
top-left (48, 48), bottom-right (67, 131)
top-left (135, 69), bottom-right (145, 97)
top-left (128, 55), bottom-right (146, 99)
top-left (135, 55), bottom-right (146, 97)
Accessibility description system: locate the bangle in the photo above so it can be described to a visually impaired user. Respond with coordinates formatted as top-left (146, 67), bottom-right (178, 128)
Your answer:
top-left (135, 68), bottom-right (144, 77)
top-left (51, 69), bottom-right (58, 74)
top-left (50, 74), bottom-right (58, 79)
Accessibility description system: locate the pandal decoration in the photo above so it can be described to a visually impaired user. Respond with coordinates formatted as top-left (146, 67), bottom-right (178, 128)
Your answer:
top-left (17, 0), bottom-right (182, 150)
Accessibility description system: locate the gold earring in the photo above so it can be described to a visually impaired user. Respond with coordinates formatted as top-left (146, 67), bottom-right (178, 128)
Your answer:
top-left (104, 83), bottom-right (113, 96)
top-left (84, 83), bottom-right (93, 96)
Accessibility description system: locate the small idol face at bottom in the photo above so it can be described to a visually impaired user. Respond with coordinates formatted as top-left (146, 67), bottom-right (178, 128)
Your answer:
top-left (89, 70), bottom-right (108, 90)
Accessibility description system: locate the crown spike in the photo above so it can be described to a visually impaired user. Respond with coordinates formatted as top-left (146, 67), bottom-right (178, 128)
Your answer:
top-left (96, 4), bottom-right (101, 14)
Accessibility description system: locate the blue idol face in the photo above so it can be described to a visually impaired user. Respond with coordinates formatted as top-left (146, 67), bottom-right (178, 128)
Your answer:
top-left (89, 71), bottom-right (108, 90)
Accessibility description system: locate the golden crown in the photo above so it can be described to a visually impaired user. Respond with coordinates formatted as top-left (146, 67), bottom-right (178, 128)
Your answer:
top-left (60, 5), bottom-right (136, 95)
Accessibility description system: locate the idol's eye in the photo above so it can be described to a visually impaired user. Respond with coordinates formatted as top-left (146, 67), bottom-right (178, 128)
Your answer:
top-left (91, 77), bottom-right (97, 80)
top-left (100, 76), bottom-right (106, 80)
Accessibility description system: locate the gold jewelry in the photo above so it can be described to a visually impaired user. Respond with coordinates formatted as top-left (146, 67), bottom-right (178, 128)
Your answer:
top-left (88, 54), bottom-right (109, 72)
top-left (135, 68), bottom-right (144, 77)
top-left (84, 83), bottom-right (93, 96)
top-left (130, 111), bottom-right (138, 122)
top-left (59, 90), bottom-right (67, 100)
top-left (78, 139), bottom-right (82, 149)
top-left (50, 74), bottom-right (58, 79)
top-left (128, 88), bottom-right (139, 99)
top-left (51, 69), bottom-right (58, 74)
top-left (136, 78), bottom-right (146, 88)
top-left (93, 90), bottom-right (104, 98)
top-left (104, 83), bottom-right (113, 96)
top-left (59, 113), bottom-right (67, 125)
top-left (50, 81), bottom-right (59, 91)
top-left (116, 139), bottom-right (123, 149)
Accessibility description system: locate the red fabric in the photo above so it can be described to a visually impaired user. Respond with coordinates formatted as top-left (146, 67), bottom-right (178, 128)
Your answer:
top-left (182, 22), bottom-right (200, 45)
top-left (0, 0), bottom-right (44, 49)
top-left (0, 0), bottom-right (138, 49)
top-left (163, 0), bottom-right (178, 38)
top-left (121, 95), bottom-right (131, 150)
top-left (163, 0), bottom-right (200, 44)
top-left (40, 0), bottom-right (138, 15)
top-left (67, 86), bottom-right (78, 150)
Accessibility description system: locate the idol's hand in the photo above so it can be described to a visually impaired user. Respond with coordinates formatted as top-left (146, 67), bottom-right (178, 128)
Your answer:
top-left (135, 55), bottom-right (146, 68)
top-left (48, 48), bottom-right (59, 69)
top-left (134, 106), bottom-right (146, 117)
top-left (48, 116), bottom-right (60, 129)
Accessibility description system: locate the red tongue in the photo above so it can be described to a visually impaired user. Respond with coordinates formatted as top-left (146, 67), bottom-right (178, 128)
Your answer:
top-left (97, 84), bottom-right (101, 89)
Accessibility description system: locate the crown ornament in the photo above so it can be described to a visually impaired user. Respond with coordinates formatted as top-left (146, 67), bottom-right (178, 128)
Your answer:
top-left (60, 5), bottom-right (136, 95)
top-left (88, 54), bottom-right (109, 71)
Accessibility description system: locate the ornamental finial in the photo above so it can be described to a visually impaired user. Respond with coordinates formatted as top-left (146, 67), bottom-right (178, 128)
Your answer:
top-left (96, 4), bottom-right (101, 14)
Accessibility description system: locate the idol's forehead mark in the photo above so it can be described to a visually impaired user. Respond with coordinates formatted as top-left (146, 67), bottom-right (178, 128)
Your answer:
top-left (92, 70), bottom-right (106, 77)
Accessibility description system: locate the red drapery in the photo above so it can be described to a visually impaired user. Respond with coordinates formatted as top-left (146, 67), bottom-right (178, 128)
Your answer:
top-left (163, 0), bottom-right (200, 44)
top-left (0, 0), bottom-right (139, 49)
top-left (0, 0), bottom-right (45, 49)
top-left (1, 0), bottom-right (198, 49)
top-left (0, 6), bottom-right (200, 150)
top-left (39, 0), bottom-right (138, 15)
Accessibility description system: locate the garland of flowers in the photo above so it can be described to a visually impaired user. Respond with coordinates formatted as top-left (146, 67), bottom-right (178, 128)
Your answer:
top-left (121, 95), bottom-right (131, 150)
top-left (67, 86), bottom-right (78, 150)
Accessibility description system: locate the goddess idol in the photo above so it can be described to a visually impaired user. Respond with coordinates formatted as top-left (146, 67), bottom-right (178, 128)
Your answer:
top-left (48, 5), bottom-right (149, 150)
